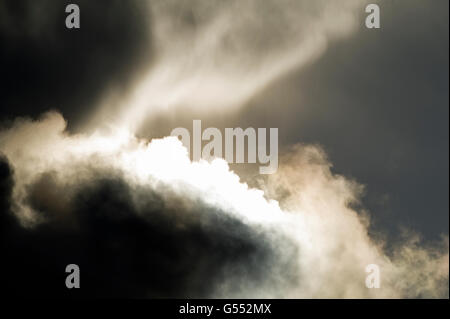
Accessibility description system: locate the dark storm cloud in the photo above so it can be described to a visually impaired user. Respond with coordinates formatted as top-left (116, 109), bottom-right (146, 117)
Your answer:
top-left (0, 113), bottom-right (447, 298)
top-left (0, 0), bottom-right (447, 299)
top-left (0, 156), bottom-right (298, 298)
top-left (0, 155), bottom-right (16, 239)
top-left (0, 0), bottom-right (151, 130)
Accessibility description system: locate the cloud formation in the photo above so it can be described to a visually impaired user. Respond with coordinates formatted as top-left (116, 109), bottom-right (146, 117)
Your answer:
top-left (0, 0), bottom-right (447, 299)
top-left (95, 0), bottom-right (364, 132)
top-left (0, 113), bottom-right (447, 298)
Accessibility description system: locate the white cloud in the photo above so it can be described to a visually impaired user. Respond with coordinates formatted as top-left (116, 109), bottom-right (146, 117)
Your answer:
top-left (1, 113), bottom-right (447, 298)
top-left (89, 0), bottom-right (364, 132)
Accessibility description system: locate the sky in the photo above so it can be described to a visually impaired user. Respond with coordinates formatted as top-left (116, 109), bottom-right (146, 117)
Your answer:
top-left (0, 0), bottom-right (448, 298)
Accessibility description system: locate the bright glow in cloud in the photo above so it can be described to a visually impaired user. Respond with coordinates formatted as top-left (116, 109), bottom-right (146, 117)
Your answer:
top-left (1, 112), bottom-right (447, 298)
top-left (0, 0), bottom-right (447, 299)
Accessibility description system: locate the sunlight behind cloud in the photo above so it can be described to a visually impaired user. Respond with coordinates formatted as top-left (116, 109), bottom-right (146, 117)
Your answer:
top-left (0, 112), bottom-right (447, 298)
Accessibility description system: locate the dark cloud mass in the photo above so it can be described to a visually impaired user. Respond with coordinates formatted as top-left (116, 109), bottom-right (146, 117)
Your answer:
top-left (0, 156), bottom-right (297, 298)
top-left (0, 0), bottom-right (151, 130)
top-left (0, 0), bottom-right (448, 299)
